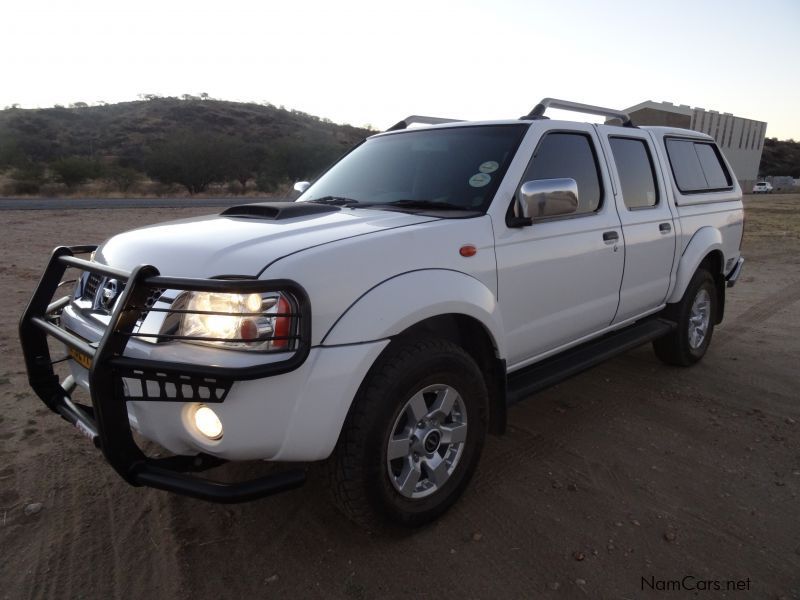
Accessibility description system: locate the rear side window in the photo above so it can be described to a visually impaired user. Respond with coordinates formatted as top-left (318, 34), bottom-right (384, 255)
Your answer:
top-left (520, 132), bottom-right (602, 216)
top-left (665, 139), bottom-right (732, 193)
top-left (694, 144), bottom-right (729, 188)
top-left (609, 137), bottom-right (658, 209)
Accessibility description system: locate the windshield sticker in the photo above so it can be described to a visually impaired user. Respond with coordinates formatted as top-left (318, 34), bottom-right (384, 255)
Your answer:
top-left (469, 173), bottom-right (491, 188)
top-left (478, 161), bottom-right (499, 173)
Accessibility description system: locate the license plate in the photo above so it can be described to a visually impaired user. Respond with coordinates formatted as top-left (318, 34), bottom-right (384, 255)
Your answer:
top-left (68, 347), bottom-right (93, 369)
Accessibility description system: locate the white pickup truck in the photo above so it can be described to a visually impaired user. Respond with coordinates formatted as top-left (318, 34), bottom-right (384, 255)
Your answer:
top-left (20, 98), bottom-right (744, 527)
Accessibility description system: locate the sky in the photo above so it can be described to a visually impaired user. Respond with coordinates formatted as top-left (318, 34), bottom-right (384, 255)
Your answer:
top-left (2, 0), bottom-right (799, 139)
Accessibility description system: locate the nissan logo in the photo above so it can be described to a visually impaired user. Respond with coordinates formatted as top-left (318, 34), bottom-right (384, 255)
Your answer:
top-left (101, 279), bottom-right (119, 309)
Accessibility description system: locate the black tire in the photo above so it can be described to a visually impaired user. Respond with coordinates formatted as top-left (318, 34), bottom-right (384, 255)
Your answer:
top-left (653, 268), bottom-right (718, 366)
top-left (328, 337), bottom-right (489, 528)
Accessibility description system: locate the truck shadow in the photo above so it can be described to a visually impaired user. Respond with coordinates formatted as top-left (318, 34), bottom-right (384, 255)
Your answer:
top-left (157, 346), bottom-right (671, 597)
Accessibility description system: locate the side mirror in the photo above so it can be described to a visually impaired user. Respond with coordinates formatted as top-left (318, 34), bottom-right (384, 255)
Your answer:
top-left (293, 181), bottom-right (311, 193)
top-left (512, 178), bottom-right (579, 226)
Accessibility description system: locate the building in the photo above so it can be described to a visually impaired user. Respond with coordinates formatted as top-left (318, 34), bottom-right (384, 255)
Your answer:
top-left (623, 101), bottom-right (767, 192)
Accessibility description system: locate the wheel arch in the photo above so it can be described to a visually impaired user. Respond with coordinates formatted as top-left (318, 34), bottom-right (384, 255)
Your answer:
top-left (667, 226), bottom-right (726, 323)
top-left (324, 270), bottom-right (507, 434)
top-left (394, 314), bottom-right (507, 435)
top-left (322, 269), bottom-right (505, 353)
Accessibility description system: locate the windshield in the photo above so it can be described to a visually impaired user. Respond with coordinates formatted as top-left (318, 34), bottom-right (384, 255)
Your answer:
top-left (298, 124), bottom-right (528, 213)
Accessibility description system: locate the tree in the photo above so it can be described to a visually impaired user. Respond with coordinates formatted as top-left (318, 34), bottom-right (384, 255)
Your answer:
top-left (145, 132), bottom-right (240, 194)
top-left (5, 163), bottom-right (45, 195)
top-left (255, 170), bottom-right (280, 193)
top-left (272, 139), bottom-right (342, 181)
top-left (51, 156), bottom-right (102, 188)
top-left (105, 165), bottom-right (141, 192)
top-left (254, 139), bottom-right (343, 192)
top-left (228, 143), bottom-right (266, 193)
top-left (0, 134), bottom-right (24, 168)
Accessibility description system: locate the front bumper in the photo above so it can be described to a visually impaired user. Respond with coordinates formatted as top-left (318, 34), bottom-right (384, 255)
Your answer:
top-left (19, 245), bottom-right (313, 503)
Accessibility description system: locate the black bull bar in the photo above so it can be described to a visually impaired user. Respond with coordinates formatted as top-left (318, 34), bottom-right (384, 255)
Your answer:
top-left (19, 245), bottom-right (310, 503)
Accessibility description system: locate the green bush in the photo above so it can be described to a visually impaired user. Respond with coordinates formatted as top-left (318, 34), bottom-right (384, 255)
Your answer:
top-left (0, 134), bottom-right (24, 168)
top-left (3, 179), bottom-right (41, 195)
top-left (255, 171), bottom-right (280, 193)
top-left (145, 133), bottom-right (240, 194)
top-left (51, 156), bottom-right (103, 188)
top-left (226, 180), bottom-right (244, 195)
top-left (3, 163), bottom-right (45, 195)
top-left (11, 162), bottom-right (45, 181)
top-left (104, 165), bottom-right (141, 192)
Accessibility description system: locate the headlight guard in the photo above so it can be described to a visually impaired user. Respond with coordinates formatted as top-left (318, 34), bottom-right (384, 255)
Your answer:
top-left (159, 290), bottom-right (300, 352)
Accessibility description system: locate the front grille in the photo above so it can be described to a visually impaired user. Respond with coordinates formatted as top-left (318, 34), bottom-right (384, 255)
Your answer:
top-left (82, 273), bottom-right (103, 301)
top-left (80, 271), bottom-right (165, 325)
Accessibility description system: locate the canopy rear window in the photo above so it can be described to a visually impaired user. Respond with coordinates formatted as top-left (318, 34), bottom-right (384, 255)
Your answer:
top-left (665, 138), bottom-right (733, 194)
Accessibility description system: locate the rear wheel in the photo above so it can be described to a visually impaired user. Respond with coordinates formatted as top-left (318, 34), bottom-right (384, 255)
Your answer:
top-left (653, 268), bottom-right (717, 366)
top-left (329, 337), bottom-right (488, 528)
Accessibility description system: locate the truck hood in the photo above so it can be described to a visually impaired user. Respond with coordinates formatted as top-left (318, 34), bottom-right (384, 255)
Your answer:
top-left (95, 207), bottom-right (438, 277)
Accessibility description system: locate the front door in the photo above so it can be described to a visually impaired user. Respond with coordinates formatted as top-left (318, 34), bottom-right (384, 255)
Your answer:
top-left (493, 123), bottom-right (625, 369)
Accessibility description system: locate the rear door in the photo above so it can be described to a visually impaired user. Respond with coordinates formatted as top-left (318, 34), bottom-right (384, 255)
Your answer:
top-left (596, 127), bottom-right (676, 323)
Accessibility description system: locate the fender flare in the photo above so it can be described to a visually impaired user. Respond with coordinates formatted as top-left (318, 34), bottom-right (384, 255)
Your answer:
top-left (322, 269), bottom-right (505, 358)
top-left (667, 227), bottom-right (724, 304)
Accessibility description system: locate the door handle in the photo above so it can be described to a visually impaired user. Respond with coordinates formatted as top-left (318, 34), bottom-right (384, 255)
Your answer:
top-left (603, 231), bottom-right (619, 243)
top-left (659, 222), bottom-right (672, 234)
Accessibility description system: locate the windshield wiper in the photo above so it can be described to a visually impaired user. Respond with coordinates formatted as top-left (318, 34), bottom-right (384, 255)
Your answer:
top-left (307, 196), bottom-right (361, 206)
top-left (380, 199), bottom-right (466, 211)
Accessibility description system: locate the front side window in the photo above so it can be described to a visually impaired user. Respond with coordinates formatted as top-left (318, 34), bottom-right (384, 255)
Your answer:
top-left (666, 138), bottom-right (733, 193)
top-left (519, 132), bottom-right (602, 217)
top-left (609, 137), bottom-right (658, 209)
top-left (300, 125), bottom-right (528, 214)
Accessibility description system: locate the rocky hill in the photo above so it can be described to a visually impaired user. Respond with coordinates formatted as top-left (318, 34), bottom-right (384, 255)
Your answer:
top-left (760, 138), bottom-right (800, 178)
top-left (0, 98), bottom-right (372, 196)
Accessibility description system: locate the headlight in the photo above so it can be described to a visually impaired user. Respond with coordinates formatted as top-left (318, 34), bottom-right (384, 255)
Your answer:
top-left (163, 291), bottom-right (297, 352)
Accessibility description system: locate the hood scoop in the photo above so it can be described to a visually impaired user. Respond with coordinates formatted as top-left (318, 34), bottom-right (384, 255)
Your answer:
top-left (221, 201), bottom-right (340, 220)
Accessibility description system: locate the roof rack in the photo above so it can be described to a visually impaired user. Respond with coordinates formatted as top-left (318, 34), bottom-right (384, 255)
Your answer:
top-left (522, 98), bottom-right (635, 127)
top-left (386, 115), bottom-right (463, 132)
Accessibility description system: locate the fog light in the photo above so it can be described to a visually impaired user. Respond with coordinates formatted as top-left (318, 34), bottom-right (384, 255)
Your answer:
top-left (193, 405), bottom-right (223, 440)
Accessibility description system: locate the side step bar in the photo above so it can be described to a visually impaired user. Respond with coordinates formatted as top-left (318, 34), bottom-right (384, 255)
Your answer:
top-left (507, 318), bottom-right (675, 405)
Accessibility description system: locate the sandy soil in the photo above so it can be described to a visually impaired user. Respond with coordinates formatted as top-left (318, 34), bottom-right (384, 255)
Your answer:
top-left (1, 197), bottom-right (798, 599)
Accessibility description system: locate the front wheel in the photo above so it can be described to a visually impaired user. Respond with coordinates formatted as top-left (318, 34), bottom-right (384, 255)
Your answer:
top-left (328, 338), bottom-right (488, 528)
top-left (653, 268), bottom-right (718, 366)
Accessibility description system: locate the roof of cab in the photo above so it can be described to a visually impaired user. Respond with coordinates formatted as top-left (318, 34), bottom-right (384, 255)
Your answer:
top-left (371, 120), bottom-right (716, 143)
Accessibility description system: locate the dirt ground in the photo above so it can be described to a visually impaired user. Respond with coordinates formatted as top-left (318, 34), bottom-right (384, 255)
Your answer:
top-left (1, 196), bottom-right (798, 599)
